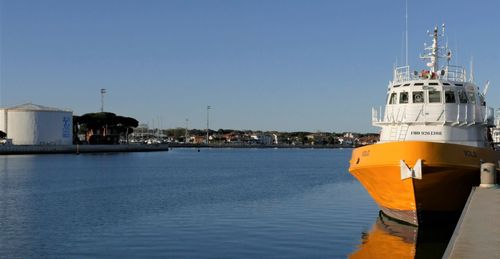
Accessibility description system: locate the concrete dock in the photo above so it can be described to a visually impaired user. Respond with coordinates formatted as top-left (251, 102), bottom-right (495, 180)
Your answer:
top-left (0, 144), bottom-right (171, 155)
top-left (444, 186), bottom-right (500, 258)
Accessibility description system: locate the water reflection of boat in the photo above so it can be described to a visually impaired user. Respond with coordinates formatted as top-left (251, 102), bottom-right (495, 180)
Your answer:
top-left (350, 212), bottom-right (455, 259)
top-left (350, 212), bottom-right (417, 259)
top-left (349, 25), bottom-right (500, 225)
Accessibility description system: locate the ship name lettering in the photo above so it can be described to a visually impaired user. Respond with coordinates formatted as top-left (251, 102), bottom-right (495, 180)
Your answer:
top-left (463, 150), bottom-right (477, 158)
top-left (411, 131), bottom-right (442, 135)
top-left (362, 150), bottom-right (370, 157)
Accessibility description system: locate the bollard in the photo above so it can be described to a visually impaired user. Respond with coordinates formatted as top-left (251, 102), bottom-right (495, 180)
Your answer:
top-left (480, 162), bottom-right (497, 188)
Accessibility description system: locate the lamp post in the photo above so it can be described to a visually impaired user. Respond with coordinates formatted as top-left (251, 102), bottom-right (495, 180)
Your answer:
top-left (185, 118), bottom-right (189, 143)
top-left (100, 88), bottom-right (106, 112)
top-left (206, 105), bottom-right (211, 144)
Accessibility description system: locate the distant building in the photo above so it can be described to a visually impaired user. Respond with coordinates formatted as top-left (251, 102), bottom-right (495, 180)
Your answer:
top-left (357, 135), bottom-right (380, 145)
top-left (337, 137), bottom-right (353, 146)
top-left (343, 132), bottom-right (354, 138)
top-left (223, 133), bottom-right (241, 143)
top-left (492, 109), bottom-right (500, 146)
top-left (0, 103), bottom-right (73, 145)
top-left (251, 134), bottom-right (275, 145)
top-left (190, 135), bottom-right (206, 144)
top-left (492, 128), bottom-right (500, 145)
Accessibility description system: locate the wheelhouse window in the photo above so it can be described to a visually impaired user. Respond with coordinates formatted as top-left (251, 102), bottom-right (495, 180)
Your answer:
top-left (412, 91), bottom-right (424, 103)
top-left (445, 91), bottom-right (456, 103)
top-left (389, 93), bottom-right (397, 104)
top-left (458, 90), bottom-right (468, 103)
top-left (428, 90), bottom-right (441, 103)
top-left (399, 92), bottom-right (408, 104)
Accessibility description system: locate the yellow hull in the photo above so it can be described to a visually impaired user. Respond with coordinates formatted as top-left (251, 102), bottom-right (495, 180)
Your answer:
top-left (349, 141), bottom-right (500, 225)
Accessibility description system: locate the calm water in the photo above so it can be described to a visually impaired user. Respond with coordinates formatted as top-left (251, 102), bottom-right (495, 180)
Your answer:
top-left (0, 148), bottom-right (453, 258)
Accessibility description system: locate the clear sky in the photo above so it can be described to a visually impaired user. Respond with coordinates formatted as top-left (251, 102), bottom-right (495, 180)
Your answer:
top-left (1, 0), bottom-right (499, 132)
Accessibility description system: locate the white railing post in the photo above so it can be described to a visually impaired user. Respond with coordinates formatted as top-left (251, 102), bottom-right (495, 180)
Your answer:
top-left (423, 104), bottom-right (426, 123)
top-left (465, 104), bottom-right (468, 123)
top-left (443, 103), bottom-right (447, 122)
top-left (473, 105), bottom-right (476, 123)
top-left (380, 106), bottom-right (383, 122)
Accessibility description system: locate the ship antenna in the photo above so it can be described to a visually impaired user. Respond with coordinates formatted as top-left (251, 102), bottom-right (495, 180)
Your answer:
top-left (446, 38), bottom-right (451, 66)
top-left (470, 57), bottom-right (474, 83)
top-left (429, 26), bottom-right (439, 73)
top-left (420, 24), bottom-right (448, 75)
top-left (405, 0), bottom-right (409, 66)
top-left (400, 32), bottom-right (404, 66)
top-left (483, 81), bottom-right (490, 96)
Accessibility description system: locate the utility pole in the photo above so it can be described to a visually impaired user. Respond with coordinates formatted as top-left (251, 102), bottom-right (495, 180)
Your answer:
top-left (100, 88), bottom-right (106, 112)
top-left (206, 105), bottom-right (211, 144)
top-left (185, 118), bottom-right (189, 143)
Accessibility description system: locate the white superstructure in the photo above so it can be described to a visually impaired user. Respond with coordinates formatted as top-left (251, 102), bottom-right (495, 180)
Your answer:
top-left (372, 25), bottom-right (495, 147)
top-left (0, 103), bottom-right (73, 145)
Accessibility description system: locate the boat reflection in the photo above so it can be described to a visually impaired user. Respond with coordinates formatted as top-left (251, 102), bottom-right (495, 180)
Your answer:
top-left (350, 212), bottom-right (456, 259)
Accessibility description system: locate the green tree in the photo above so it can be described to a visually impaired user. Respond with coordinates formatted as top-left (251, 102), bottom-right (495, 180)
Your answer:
top-left (74, 112), bottom-right (138, 144)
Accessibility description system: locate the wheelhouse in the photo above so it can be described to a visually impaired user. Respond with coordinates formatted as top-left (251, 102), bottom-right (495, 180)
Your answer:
top-left (372, 25), bottom-right (495, 147)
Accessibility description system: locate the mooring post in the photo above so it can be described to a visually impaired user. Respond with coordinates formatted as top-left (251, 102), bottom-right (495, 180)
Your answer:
top-left (480, 162), bottom-right (497, 188)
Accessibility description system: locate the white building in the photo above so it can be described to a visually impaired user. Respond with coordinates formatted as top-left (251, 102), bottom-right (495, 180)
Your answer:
top-left (251, 134), bottom-right (275, 145)
top-left (0, 103), bottom-right (73, 145)
top-left (492, 108), bottom-right (500, 146)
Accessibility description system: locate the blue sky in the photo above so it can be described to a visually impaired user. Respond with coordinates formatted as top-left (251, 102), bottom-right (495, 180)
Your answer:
top-left (1, 0), bottom-right (499, 132)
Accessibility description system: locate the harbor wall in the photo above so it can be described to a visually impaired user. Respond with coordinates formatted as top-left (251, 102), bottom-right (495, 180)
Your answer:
top-left (0, 143), bottom-right (351, 155)
top-left (0, 144), bottom-right (170, 155)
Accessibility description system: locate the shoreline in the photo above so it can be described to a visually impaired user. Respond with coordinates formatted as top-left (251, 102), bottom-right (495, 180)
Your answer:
top-left (0, 143), bottom-right (355, 155)
top-left (0, 144), bottom-right (171, 155)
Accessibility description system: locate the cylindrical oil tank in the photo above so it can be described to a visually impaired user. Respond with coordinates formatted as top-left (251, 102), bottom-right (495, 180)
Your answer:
top-left (0, 103), bottom-right (73, 145)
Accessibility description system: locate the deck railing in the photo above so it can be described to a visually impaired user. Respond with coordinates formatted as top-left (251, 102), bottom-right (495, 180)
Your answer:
top-left (393, 65), bottom-right (467, 83)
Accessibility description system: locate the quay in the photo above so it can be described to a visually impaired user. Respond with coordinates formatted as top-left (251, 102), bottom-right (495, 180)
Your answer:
top-left (444, 186), bottom-right (500, 258)
top-left (0, 144), bottom-right (170, 155)
top-left (0, 143), bottom-right (351, 155)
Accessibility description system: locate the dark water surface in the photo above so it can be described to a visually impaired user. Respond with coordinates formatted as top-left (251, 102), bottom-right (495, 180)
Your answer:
top-left (0, 149), bottom-right (453, 258)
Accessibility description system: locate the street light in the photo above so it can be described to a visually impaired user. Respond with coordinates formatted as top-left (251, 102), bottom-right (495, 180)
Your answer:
top-left (100, 88), bottom-right (107, 112)
top-left (206, 105), bottom-right (211, 144)
top-left (185, 118), bottom-right (189, 143)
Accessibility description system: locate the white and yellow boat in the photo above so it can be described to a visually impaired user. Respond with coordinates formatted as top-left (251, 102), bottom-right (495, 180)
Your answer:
top-left (349, 25), bottom-right (500, 226)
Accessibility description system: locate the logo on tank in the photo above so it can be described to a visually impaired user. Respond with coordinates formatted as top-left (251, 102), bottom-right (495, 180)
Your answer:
top-left (62, 117), bottom-right (71, 138)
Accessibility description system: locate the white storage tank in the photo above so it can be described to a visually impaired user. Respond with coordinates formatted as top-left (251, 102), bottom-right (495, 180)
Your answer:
top-left (0, 103), bottom-right (73, 145)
